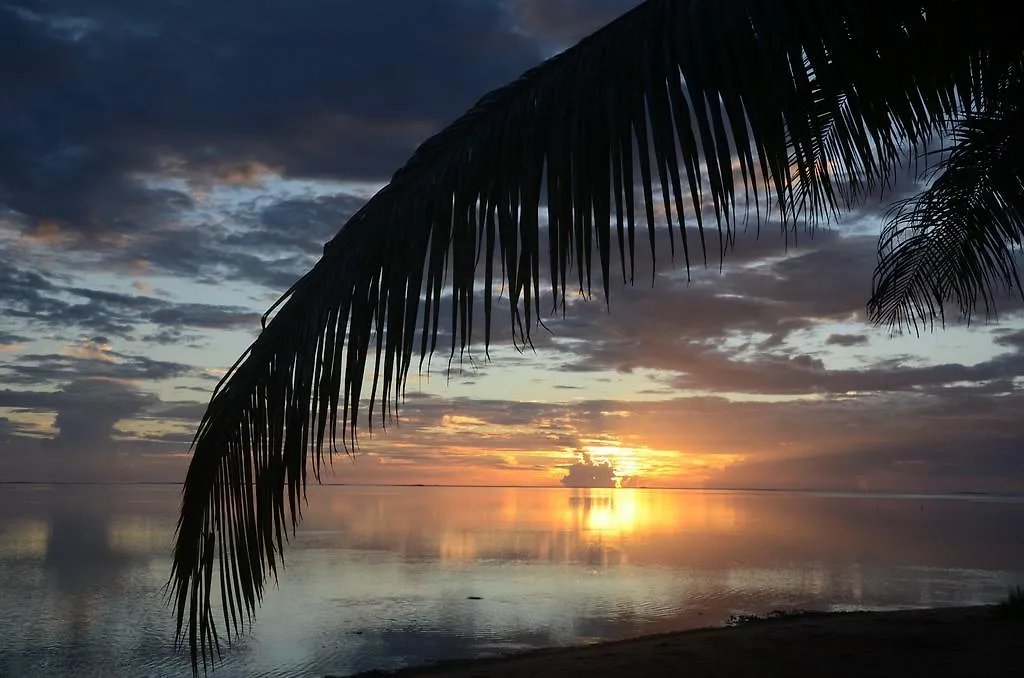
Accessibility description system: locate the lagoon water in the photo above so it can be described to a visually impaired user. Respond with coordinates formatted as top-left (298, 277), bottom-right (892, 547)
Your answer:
top-left (2, 484), bottom-right (1023, 677)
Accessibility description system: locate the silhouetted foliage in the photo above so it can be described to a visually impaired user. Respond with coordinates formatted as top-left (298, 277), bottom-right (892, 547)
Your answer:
top-left (169, 2), bottom-right (1024, 671)
top-left (997, 586), bottom-right (1024, 619)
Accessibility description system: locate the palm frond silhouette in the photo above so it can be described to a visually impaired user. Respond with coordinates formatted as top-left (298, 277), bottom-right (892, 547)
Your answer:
top-left (168, 1), bottom-right (1023, 670)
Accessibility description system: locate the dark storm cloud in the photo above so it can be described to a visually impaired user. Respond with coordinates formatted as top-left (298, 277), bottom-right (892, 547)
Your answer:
top-left (0, 0), bottom-right (541, 235)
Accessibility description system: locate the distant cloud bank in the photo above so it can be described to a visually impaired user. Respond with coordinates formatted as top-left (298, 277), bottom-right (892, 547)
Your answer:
top-left (561, 452), bottom-right (621, 488)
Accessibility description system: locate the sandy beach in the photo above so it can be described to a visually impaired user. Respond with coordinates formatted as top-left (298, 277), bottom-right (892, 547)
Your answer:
top-left (342, 606), bottom-right (1022, 678)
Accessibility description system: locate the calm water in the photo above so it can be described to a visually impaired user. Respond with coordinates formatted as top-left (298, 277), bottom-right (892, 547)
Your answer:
top-left (2, 485), bottom-right (1023, 677)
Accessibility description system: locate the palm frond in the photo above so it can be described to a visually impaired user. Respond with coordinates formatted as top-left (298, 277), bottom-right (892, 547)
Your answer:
top-left (869, 66), bottom-right (1024, 331)
top-left (170, 0), bottom-right (1006, 671)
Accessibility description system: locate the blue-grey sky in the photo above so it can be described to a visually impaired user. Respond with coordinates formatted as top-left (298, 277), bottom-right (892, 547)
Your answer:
top-left (1, 0), bottom-right (1022, 492)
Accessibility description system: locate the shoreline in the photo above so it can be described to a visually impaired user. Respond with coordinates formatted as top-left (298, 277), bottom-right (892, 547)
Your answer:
top-left (338, 605), bottom-right (1022, 678)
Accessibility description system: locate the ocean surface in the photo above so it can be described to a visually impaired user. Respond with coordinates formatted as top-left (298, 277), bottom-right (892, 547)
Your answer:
top-left (2, 484), bottom-right (1023, 677)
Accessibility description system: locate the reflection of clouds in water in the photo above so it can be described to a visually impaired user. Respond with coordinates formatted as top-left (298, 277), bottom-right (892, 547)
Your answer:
top-left (337, 488), bottom-right (638, 566)
top-left (296, 487), bottom-right (1024, 574)
top-left (44, 512), bottom-right (127, 590)
top-left (0, 488), bottom-right (127, 574)
top-left (41, 512), bottom-right (126, 647)
top-left (2, 486), bottom-right (1024, 678)
top-left (0, 486), bottom-right (196, 677)
top-left (568, 494), bottom-right (614, 509)
top-left (1, 485), bottom-right (180, 591)
top-left (0, 489), bottom-right (174, 589)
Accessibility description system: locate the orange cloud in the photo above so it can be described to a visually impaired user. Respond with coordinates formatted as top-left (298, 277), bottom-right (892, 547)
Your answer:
top-left (22, 220), bottom-right (77, 247)
top-left (61, 339), bottom-right (116, 363)
top-left (212, 161), bottom-right (281, 187)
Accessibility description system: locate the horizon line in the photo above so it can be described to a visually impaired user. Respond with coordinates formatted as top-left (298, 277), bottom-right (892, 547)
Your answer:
top-left (0, 480), bottom-right (1020, 499)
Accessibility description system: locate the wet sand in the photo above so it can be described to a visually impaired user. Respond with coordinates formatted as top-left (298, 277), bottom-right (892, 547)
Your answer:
top-left (341, 606), bottom-right (1022, 678)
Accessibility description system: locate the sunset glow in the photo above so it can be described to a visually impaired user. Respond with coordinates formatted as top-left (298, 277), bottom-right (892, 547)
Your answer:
top-left (0, 0), bottom-right (1022, 496)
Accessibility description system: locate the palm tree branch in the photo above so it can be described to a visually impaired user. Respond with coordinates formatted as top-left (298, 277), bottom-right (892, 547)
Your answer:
top-left (170, 0), bottom-right (1005, 671)
top-left (869, 66), bottom-right (1024, 331)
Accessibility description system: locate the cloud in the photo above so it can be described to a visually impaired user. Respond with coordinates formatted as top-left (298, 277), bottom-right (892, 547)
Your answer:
top-left (111, 191), bottom-right (371, 291)
top-left (242, 194), bottom-right (368, 256)
top-left (2, 1), bottom-right (1022, 496)
top-left (560, 452), bottom-right (620, 488)
top-left (47, 378), bottom-right (157, 449)
top-left (282, 380), bottom-right (1024, 493)
top-left (709, 434), bottom-right (1024, 494)
top-left (0, 252), bottom-right (63, 316)
top-left (0, 249), bottom-right (260, 341)
top-left (524, 231), bottom-right (1024, 398)
top-left (512, 0), bottom-right (643, 46)
top-left (0, 1), bottom-right (543, 237)
top-left (1, 348), bottom-right (197, 385)
top-left (826, 333), bottom-right (870, 347)
top-left (0, 376), bottom-right (182, 481)
top-left (0, 331), bottom-right (28, 348)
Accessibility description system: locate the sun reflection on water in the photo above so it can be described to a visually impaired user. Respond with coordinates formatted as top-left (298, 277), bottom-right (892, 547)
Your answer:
top-left (3, 485), bottom-right (1024, 678)
top-left (566, 489), bottom-right (635, 534)
top-left (305, 486), bottom-right (762, 570)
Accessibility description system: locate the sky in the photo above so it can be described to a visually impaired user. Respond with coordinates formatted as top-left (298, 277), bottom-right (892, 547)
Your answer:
top-left (1, 0), bottom-right (1023, 494)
